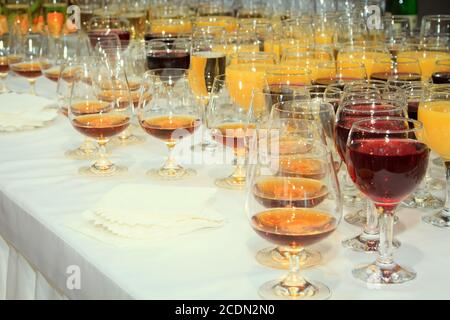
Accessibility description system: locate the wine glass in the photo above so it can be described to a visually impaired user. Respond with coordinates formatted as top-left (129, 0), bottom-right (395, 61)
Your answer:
top-left (189, 34), bottom-right (227, 153)
top-left (265, 66), bottom-right (312, 95)
top-left (246, 118), bottom-right (342, 299)
top-left (314, 60), bottom-right (367, 89)
top-left (146, 38), bottom-right (191, 70)
top-left (419, 84), bottom-right (450, 228)
top-left (431, 59), bottom-right (450, 84)
top-left (5, 0), bottom-right (31, 36)
top-left (42, 32), bottom-right (91, 83)
top-left (57, 58), bottom-right (98, 160)
top-left (138, 68), bottom-right (202, 180)
top-left (69, 58), bottom-right (131, 176)
top-left (0, 33), bottom-right (11, 93)
top-left (207, 74), bottom-right (255, 189)
top-left (337, 98), bottom-right (408, 252)
top-left (96, 41), bottom-right (146, 146)
top-left (420, 15), bottom-right (450, 47)
top-left (371, 56), bottom-right (422, 82)
top-left (348, 117), bottom-right (429, 283)
top-left (87, 15), bottom-right (131, 49)
top-left (383, 16), bottom-right (410, 57)
top-left (10, 32), bottom-right (46, 95)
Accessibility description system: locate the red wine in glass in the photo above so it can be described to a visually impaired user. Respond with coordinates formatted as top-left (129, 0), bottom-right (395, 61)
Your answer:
top-left (347, 138), bottom-right (429, 208)
top-left (335, 104), bottom-right (405, 163)
top-left (370, 72), bottom-right (422, 82)
top-left (407, 101), bottom-right (419, 121)
top-left (146, 50), bottom-right (190, 70)
top-left (88, 29), bottom-right (130, 49)
top-left (431, 72), bottom-right (450, 84)
top-left (313, 77), bottom-right (362, 90)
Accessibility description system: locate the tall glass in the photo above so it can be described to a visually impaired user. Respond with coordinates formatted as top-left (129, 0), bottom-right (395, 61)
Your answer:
top-left (419, 85), bottom-right (450, 228)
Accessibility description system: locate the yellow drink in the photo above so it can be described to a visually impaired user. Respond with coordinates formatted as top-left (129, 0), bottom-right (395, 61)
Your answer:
top-left (264, 40), bottom-right (281, 58)
top-left (189, 51), bottom-right (226, 98)
top-left (195, 16), bottom-right (237, 33)
top-left (150, 19), bottom-right (192, 36)
top-left (338, 51), bottom-right (390, 78)
top-left (398, 51), bottom-right (450, 81)
top-left (225, 63), bottom-right (271, 110)
top-left (419, 100), bottom-right (450, 160)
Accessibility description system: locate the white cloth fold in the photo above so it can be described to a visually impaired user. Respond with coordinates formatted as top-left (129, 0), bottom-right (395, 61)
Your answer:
top-left (0, 93), bottom-right (57, 132)
top-left (65, 184), bottom-right (225, 247)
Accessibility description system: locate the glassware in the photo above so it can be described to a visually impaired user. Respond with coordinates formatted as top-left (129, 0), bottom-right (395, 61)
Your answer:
top-left (337, 98), bottom-right (407, 252)
top-left (420, 15), bottom-right (450, 48)
top-left (87, 15), bottom-right (131, 49)
top-left (69, 58), bottom-right (131, 176)
top-left (383, 16), bottom-right (410, 57)
top-left (314, 60), bottom-right (367, 89)
top-left (419, 85), bottom-right (450, 228)
top-left (397, 47), bottom-right (450, 82)
top-left (146, 38), bottom-right (191, 70)
top-left (431, 59), bottom-right (450, 84)
top-left (189, 34), bottom-right (227, 153)
top-left (10, 32), bottom-right (47, 95)
top-left (0, 33), bottom-right (11, 93)
top-left (5, 0), bottom-right (31, 36)
top-left (138, 68), bottom-right (202, 180)
top-left (42, 32), bottom-right (91, 83)
top-left (246, 118), bottom-right (342, 299)
top-left (122, 0), bottom-right (147, 39)
top-left (348, 117), bottom-right (429, 283)
top-left (43, 0), bottom-right (68, 38)
top-left (58, 58), bottom-right (98, 160)
top-left (207, 74), bottom-right (255, 189)
top-left (371, 56), bottom-right (422, 82)
top-left (144, 7), bottom-right (192, 41)
top-left (265, 66), bottom-right (312, 97)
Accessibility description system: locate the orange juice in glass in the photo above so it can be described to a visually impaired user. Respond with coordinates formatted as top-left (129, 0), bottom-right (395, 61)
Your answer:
top-left (194, 16), bottom-right (237, 33)
top-left (226, 58), bottom-right (275, 110)
top-left (146, 18), bottom-right (192, 40)
top-left (398, 49), bottom-right (450, 81)
top-left (338, 47), bottom-right (391, 78)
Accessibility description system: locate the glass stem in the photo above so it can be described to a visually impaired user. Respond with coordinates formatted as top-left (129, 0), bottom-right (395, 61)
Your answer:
top-left (163, 142), bottom-right (179, 170)
top-left (376, 208), bottom-right (396, 268)
top-left (363, 201), bottom-right (379, 236)
top-left (80, 138), bottom-right (97, 153)
top-left (0, 74), bottom-right (7, 93)
top-left (231, 149), bottom-right (246, 181)
top-left (442, 161), bottom-right (450, 217)
top-left (93, 140), bottom-right (113, 171)
top-left (29, 79), bottom-right (37, 95)
top-left (282, 248), bottom-right (307, 288)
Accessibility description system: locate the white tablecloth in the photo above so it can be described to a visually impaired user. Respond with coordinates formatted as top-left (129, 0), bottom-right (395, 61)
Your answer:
top-left (1, 75), bottom-right (450, 300)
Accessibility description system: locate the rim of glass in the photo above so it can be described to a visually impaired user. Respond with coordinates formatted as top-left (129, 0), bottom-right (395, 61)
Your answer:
top-left (351, 116), bottom-right (423, 134)
top-left (272, 100), bottom-right (335, 116)
top-left (340, 98), bottom-right (406, 112)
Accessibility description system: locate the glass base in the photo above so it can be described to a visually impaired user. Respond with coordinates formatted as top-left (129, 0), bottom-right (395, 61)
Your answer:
top-left (403, 192), bottom-right (444, 210)
top-left (147, 167), bottom-right (196, 180)
top-left (352, 262), bottom-right (416, 284)
top-left (65, 147), bottom-right (98, 160)
top-left (79, 164), bottom-right (127, 177)
top-left (109, 134), bottom-right (146, 147)
top-left (256, 247), bottom-right (321, 270)
top-left (423, 211), bottom-right (450, 228)
top-left (259, 279), bottom-right (330, 300)
top-left (215, 176), bottom-right (246, 190)
top-left (342, 233), bottom-right (400, 253)
top-left (344, 209), bottom-right (399, 227)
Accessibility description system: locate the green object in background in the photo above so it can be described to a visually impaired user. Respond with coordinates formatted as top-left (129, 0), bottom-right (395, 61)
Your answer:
top-left (386, 0), bottom-right (418, 30)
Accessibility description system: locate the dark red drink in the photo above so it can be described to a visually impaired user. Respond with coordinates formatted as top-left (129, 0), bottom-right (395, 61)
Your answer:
top-left (347, 138), bottom-right (429, 208)
top-left (146, 50), bottom-right (190, 70)
top-left (370, 72), bottom-right (422, 82)
top-left (88, 29), bottom-right (131, 49)
top-left (313, 77), bottom-right (361, 90)
top-left (407, 101), bottom-right (419, 121)
top-left (431, 72), bottom-right (450, 84)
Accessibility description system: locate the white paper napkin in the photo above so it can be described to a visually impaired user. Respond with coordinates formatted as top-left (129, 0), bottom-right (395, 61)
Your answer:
top-left (66, 184), bottom-right (225, 247)
top-left (0, 93), bottom-right (58, 132)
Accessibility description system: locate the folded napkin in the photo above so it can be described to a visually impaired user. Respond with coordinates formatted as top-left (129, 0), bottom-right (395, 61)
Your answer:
top-left (66, 184), bottom-right (225, 247)
top-left (0, 93), bottom-right (58, 132)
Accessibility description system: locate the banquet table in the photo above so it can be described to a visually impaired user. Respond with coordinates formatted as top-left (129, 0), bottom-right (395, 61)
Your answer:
top-left (0, 75), bottom-right (450, 300)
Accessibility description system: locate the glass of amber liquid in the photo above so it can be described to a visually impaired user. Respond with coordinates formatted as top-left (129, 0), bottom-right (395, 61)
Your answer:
top-left (10, 32), bottom-right (48, 95)
top-left (68, 58), bottom-right (131, 176)
top-left (246, 118), bottom-right (342, 299)
top-left (138, 68), bottom-right (202, 180)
